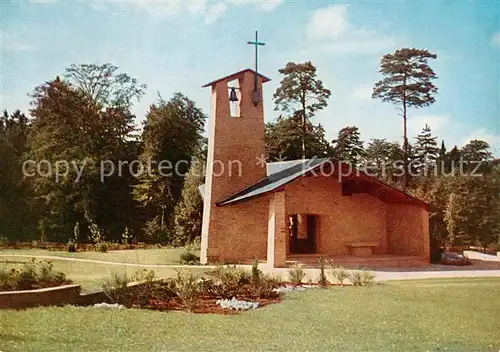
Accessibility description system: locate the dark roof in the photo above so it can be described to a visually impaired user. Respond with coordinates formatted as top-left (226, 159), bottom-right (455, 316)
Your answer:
top-left (216, 158), bottom-right (329, 206)
top-left (199, 157), bottom-right (429, 208)
top-left (201, 69), bottom-right (271, 88)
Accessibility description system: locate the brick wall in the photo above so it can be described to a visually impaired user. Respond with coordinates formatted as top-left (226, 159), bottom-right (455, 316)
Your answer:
top-left (285, 175), bottom-right (388, 256)
top-left (0, 285), bottom-right (81, 309)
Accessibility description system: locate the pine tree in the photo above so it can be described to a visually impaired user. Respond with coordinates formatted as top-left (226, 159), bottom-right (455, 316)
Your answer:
top-left (372, 48), bottom-right (438, 190)
top-left (332, 126), bottom-right (365, 166)
top-left (364, 138), bottom-right (404, 185)
top-left (273, 61), bottom-right (331, 159)
top-left (265, 116), bottom-right (332, 161)
top-left (413, 124), bottom-right (439, 176)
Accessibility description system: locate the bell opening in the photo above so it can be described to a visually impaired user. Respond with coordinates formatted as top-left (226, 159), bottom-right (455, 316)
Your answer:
top-left (228, 79), bottom-right (240, 118)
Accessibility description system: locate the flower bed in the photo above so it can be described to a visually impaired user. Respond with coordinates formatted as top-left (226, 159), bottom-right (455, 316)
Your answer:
top-left (0, 259), bottom-right (72, 292)
top-left (93, 266), bottom-right (283, 314)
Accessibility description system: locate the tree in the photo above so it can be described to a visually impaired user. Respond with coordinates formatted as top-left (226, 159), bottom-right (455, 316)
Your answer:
top-left (27, 74), bottom-right (140, 242)
top-left (172, 157), bottom-right (205, 246)
top-left (372, 48), bottom-right (438, 190)
top-left (331, 126), bottom-right (365, 166)
top-left (133, 93), bottom-right (206, 243)
top-left (0, 110), bottom-right (34, 242)
top-left (64, 63), bottom-right (146, 110)
top-left (413, 124), bottom-right (439, 176)
top-left (460, 139), bottom-right (492, 174)
top-left (265, 116), bottom-right (332, 161)
top-left (364, 138), bottom-right (404, 184)
top-left (444, 175), bottom-right (500, 248)
top-left (273, 61), bottom-right (331, 159)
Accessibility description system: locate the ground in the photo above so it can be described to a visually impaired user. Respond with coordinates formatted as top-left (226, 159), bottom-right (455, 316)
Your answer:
top-left (1, 278), bottom-right (499, 351)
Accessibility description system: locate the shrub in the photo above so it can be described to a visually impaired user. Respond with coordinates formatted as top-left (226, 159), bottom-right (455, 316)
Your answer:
top-left (251, 273), bottom-right (281, 298)
top-left (95, 241), bottom-right (108, 253)
top-left (101, 272), bottom-right (129, 303)
top-left (185, 238), bottom-right (201, 253)
top-left (317, 257), bottom-right (328, 287)
top-left (0, 259), bottom-right (69, 291)
top-left (67, 239), bottom-right (77, 252)
top-left (330, 266), bottom-right (348, 286)
top-left (174, 270), bottom-right (200, 312)
top-left (0, 266), bottom-right (17, 289)
top-left (288, 264), bottom-right (305, 286)
top-left (0, 235), bottom-right (8, 247)
top-left (208, 265), bottom-right (251, 298)
top-left (349, 271), bottom-right (363, 286)
top-left (251, 259), bottom-right (262, 283)
top-left (180, 250), bottom-right (199, 265)
top-left (360, 271), bottom-right (375, 286)
top-left (131, 269), bottom-right (156, 284)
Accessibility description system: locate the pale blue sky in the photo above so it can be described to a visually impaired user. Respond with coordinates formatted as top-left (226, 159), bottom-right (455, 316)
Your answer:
top-left (1, 1), bottom-right (499, 153)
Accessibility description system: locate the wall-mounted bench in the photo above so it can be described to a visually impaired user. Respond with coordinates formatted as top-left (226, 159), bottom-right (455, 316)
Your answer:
top-left (346, 242), bottom-right (379, 257)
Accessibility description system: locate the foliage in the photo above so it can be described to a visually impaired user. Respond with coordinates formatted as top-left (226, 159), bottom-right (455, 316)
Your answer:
top-left (101, 271), bottom-right (130, 303)
top-left (172, 158), bottom-right (205, 246)
top-left (413, 124), bottom-right (439, 176)
top-left (0, 258), bottom-right (69, 291)
top-left (360, 271), bottom-right (376, 286)
top-left (251, 259), bottom-right (262, 283)
top-left (273, 61), bottom-right (331, 158)
top-left (179, 250), bottom-right (200, 265)
top-left (94, 241), bottom-right (109, 253)
top-left (364, 138), bottom-right (404, 185)
top-left (372, 48), bottom-right (438, 190)
top-left (288, 264), bottom-right (305, 286)
top-left (133, 93), bottom-right (206, 244)
top-left (0, 236), bottom-right (9, 246)
top-left (173, 269), bottom-right (201, 312)
top-left (67, 239), bottom-right (77, 252)
top-left (348, 271), bottom-right (363, 286)
top-left (330, 265), bottom-right (348, 286)
top-left (332, 126), bottom-right (365, 166)
top-left (64, 63), bottom-right (146, 110)
top-left (265, 116), bottom-right (333, 160)
top-left (317, 257), bottom-right (328, 287)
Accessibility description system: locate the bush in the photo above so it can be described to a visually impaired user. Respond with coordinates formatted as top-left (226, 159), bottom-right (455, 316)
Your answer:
top-left (208, 265), bottom-right (251, 297)
top-left (67, 239), bottom-right (77, 252)
top-left (360, 271), bottom-right (375, 286)
top-left (95, 241), bottom-right (108, 253)
top-left (288, 264), bottom-right (305, 286)
top-left (180, 250), bottom-right (199, 265)
top-left (330, 266), bottom-right (349, 286)
top-left (174, 270), bottom-right (201, 312)
top-left (251, 259), bottom-right (262, 283)
top-left (0, 235), bottom-right (8, 247)
top-left (348, 271), bottom-right (375, 286)
top-left (317, 257), bottom-right (328, 287)
top-left (0, 259), bottom-right (69, 291)
top-left (101, 272), bottom-right (129, 303)
top-left (349, 271), bottom-right (363, 286)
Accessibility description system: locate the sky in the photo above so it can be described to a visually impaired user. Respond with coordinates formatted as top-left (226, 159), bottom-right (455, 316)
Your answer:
top-left (1, 0), bottom-right (499, 154)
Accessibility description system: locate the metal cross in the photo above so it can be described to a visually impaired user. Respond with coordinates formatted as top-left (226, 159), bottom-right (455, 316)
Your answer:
top-left (247, 31), bottom-right (265, 105)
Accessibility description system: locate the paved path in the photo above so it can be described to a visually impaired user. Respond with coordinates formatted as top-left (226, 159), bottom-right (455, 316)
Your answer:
top-left (2, 254), bottom-right (500, 281)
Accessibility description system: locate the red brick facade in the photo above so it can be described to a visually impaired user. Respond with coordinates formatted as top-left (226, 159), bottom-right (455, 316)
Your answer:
top-left (200, 70), bottom-right (430, 267)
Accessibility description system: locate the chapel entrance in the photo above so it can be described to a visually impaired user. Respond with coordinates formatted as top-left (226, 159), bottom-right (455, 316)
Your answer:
top-left (289, 214), bottom-right (317, 254)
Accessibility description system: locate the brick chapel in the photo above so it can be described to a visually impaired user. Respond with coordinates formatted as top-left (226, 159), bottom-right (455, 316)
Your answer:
top-left (199, 68), bottom-right (430, 268)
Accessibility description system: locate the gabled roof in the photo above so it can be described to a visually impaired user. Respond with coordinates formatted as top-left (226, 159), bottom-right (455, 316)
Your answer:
top-left (201, 69), bottom-right (271, 88)
top-left (216, 158), bottom-right (329, 206)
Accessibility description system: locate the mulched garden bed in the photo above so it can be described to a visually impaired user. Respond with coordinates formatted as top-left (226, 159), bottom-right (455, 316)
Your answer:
top-left (140, 296), bottom-right (282, 314)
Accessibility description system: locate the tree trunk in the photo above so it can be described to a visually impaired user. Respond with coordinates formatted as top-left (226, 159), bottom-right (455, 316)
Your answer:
top-left (301, 95), bottom-right (306, 159)
top-left (402, 75), bottom-right (408, 192)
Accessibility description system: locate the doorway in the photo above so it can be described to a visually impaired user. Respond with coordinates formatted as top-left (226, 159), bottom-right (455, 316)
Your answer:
top-left (289, 214), bottom-right (317, 254)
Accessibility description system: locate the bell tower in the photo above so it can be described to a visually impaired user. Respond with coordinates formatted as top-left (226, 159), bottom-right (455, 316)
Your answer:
top-left (200, 68), bottom-right (270, 263)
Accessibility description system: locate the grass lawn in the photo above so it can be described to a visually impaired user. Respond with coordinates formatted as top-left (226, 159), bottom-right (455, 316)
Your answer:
top-left (0, 247), bottom-right (186, 265)
top-left (1, 278), bottom-right (499, 351)
top-left (0, 256), bottom-right (206, 291)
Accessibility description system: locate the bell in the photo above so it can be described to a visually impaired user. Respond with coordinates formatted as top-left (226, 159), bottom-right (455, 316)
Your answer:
top-left (229, 87), bottom-right (239, 102)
